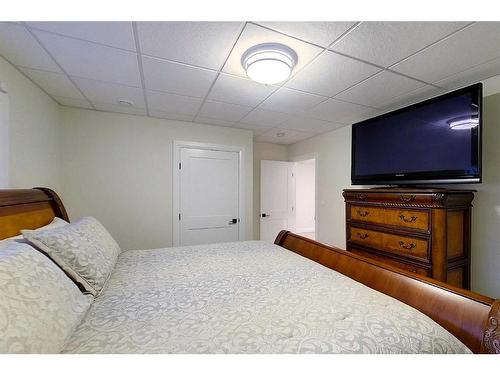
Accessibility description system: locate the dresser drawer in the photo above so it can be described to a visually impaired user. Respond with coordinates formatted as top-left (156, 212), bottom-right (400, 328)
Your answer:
top-left (348, 247), bottom-right (430, 276)
top-left (350, 205), bottom-right (429, 232)
top-left (349, 226), bottom-right (430, 262)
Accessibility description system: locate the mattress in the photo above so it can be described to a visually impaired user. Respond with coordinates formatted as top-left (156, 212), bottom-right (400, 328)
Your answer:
top-left (63, 240), bottom-right (471, 353)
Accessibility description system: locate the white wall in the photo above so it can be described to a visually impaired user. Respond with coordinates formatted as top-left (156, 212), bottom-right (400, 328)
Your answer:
top-left (289, 94), bottom-right (500, 298)
top-left (0, 90), bottom-right (8, 188)
top-left (0, 56), bottom-right (61, 190)
top-left (253, 142), bottom-right (289, 239)
top-left (60, 107), bottom-right (253, 250)
top-left (295, 159), bottom-right (315, 232)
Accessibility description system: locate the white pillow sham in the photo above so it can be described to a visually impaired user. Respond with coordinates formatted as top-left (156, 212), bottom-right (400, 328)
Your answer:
top-left (0, 241), bottom-right (92, 353)
top-left (22, 217), bottom-right (121, 296)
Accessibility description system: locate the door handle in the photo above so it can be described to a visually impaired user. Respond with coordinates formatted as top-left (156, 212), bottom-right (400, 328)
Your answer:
top-left (228, 218), bottom-right (238, 224)
top-left (261, 213), bottom-right (270, 218)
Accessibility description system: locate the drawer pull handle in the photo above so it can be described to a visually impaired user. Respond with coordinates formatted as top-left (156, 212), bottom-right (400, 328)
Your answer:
top-left (399, 214), bottom-right (417, 223)
top-left (356, 232), bottom-right (369, 239)
top-left (357, 209), bottom-right (370, 217)
top-left (400, 194), bottom-right (416, 203)
top-left (356, 193), bottom-right (367, 201)
top-left (398, 241), bottom-right (416, 250)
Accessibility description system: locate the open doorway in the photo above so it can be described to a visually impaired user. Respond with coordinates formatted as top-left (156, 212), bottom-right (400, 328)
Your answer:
top-left (293, 158), bottom-right (316, 240)
top-left (259, 156), bottom-right (317, 243)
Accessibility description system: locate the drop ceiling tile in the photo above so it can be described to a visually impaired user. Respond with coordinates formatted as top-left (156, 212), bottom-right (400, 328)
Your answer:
top-left (27, 22), bottom-right (135, 51)
top-left (19, 67), bottom-right (84, 99)
top-left (53, 96), bottom-right (92, 109)
top-left (73, 77), bottom-right (145, 107)
top-left (256, 22), bottom-right (357, 47)
top-left (137, 22), bottom-right (243, 69)
top-left (288, 132), bottom-right (317, 144)
top-left (286, 51), bottom-right (381, 97)
top-left (305, 98), bottom-right (374, 123)
top-left (196, 117), bottom-right (237, 128)
top-left (280, 115), bottom-right (345, 133)
top-left (198, 100), bottom-right (252, 122)
top-left (222, 23), bottom-right (323, 78)
top-left (483, 74), bottom-right (500, 96)
top-left (433, 56), bottom-right (500, 91)
top-left (260, 88), bottom-right (326, 114)
top-left (142, 56), bottom-right (216, 98)
top-left (232, 122), bottom-right (272, 135)
top-left (256, 128), bottom-right (306, 145)
top-left (376, 85), bottom-right (446, 112)
top-left (334, 70), bottom-right (425, 108)
top-left (331, 22), bottom-right (469, 67)
top-left (34, 30), bottom-right (141, 86)
top-left (0, 22), bottom-right (61, 72)
top-left (93, 102), bottom-right (147, 116)
top-left (260, 127), bottom-right (302, 138)
top-left (392, 22), bottom-right (500, 83)
top-left (149, 110), bottom-right (194, 122)
top-left (239, 108), bottom-right (292, 126)
top-left (207, 74), bottom-right (277, 107)
top-left (253, 134), bottom-right (277, 143)
top-left (147, 90), bottom-right (202, 115)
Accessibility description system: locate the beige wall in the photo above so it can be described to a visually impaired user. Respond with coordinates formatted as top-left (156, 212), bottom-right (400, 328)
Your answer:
top-left (289, 94), bottom-right (500, 298)
top-left (60, 107), bottom-right (253, 250)
top-left (0, 90), bottom-right (7, 187)
top-left (456, 93), bottom-right (500, 298)
top-left (0, 56), bottom-right (61, 190)
top-left (253, 142), bottom-right (289, 239)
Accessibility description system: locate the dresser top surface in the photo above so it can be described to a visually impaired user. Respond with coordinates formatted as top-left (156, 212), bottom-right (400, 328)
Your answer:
top-left (343, 188), bottom-right (476, 194)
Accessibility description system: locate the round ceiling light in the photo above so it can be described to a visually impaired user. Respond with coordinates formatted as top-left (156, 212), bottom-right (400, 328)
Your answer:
top-left (241, 43), bottom-right (297, 85)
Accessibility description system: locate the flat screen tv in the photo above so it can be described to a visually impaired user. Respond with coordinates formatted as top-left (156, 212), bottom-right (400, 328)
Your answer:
top-left (351, 83), bottom-right (482, 185)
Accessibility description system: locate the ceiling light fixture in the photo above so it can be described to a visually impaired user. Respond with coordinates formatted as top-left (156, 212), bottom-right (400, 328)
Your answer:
top-left (276, 132), bottom-right (286, 138)
top-left (242, 43), bottom-right (297, 85)
top-left (448, 115), bottom-right (479, 130)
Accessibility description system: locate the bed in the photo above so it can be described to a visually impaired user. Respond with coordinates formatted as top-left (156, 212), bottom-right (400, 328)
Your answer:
top-left (0, 188), bottom-right (498, 354)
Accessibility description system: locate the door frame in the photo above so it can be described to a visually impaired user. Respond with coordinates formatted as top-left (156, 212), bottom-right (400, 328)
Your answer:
top-left (172, 140), bottom-right (246, 247)
top-left (290, 152), bottom-right (319, 240)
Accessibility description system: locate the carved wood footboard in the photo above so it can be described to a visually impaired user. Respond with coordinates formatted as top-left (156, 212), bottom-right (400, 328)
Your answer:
top-left (275, 230), bottom-right (499, 354)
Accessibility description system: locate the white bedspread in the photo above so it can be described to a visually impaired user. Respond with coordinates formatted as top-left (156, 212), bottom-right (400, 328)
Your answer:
top-left (63, 241), bottom-right (471, 353)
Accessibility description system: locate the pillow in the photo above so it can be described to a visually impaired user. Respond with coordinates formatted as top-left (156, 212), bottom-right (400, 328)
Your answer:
top-left (22, 217), bottom-right (121, 296)
top-left (0, 217), bottom-right (69, 245)
top-left (39, 216), bottom-right (70, 230)
top-left (0, 241), bottom-right (92, 353)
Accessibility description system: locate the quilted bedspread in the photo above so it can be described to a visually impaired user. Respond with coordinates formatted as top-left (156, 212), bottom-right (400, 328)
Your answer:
top-left (63, 241), bottom-right (471, 353)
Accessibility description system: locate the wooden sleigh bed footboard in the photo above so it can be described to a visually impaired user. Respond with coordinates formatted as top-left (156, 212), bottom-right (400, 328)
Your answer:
top-left (275, 230), bottom-right (499, 354)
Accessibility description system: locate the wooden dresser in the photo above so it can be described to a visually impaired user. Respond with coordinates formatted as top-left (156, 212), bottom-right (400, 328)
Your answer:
top-left (343, 188), bottom-right (474, 289)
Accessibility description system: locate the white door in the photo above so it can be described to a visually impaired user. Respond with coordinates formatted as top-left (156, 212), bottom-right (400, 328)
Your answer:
top-left (178, 147), bottom-right (240, 246)
top-left (260, 160), bottom-right (295, 243)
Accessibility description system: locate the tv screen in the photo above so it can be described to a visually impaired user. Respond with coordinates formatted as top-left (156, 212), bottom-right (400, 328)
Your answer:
top-left (351, 83), bottom-right (482, 185)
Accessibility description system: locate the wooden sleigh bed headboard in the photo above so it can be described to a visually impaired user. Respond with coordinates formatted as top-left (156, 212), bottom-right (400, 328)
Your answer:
top-left (275, 231), bottom-right (499, 354)
top-left (0, 187), bottom-right (69, 239)
top-left (0, 188), bottom-right (498, 353)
